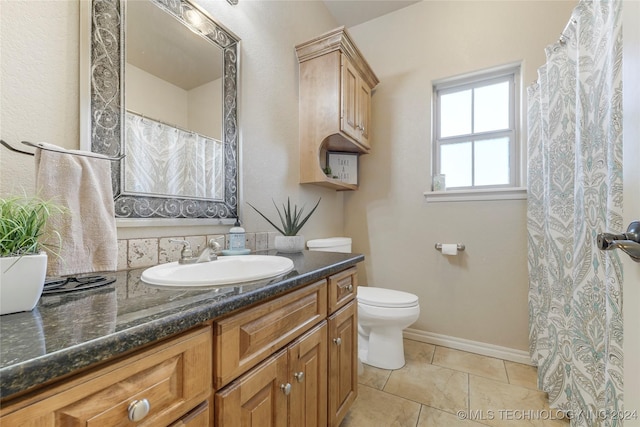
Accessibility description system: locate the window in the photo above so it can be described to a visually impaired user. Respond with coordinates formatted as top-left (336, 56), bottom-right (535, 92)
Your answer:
top-left (433, 64), bottom-right (520, 191)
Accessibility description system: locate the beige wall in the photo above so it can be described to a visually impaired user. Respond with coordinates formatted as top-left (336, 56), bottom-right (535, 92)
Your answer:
top-left (1, 0), bottom-right (80, 196)
top-left (189, 78), bottom-right (223, 140)
top-left (126, 64), bottom-right (222, 140)
top-left (345, 1), bottom-right (576, 352)
top-left (126, 63), bottom-right (190, 129)
top-left (0, 0), bottom-right (344, 241)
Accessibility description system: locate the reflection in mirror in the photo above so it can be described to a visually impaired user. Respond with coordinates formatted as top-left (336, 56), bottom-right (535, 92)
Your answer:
top-left (125, 0), bottom-right (224, 199)
top-left (84, 0), bottom-right (239, 219)
top-left (124, 113), bottom-right (225, 199)
top-left (126, 0), bottom-right (223, 141)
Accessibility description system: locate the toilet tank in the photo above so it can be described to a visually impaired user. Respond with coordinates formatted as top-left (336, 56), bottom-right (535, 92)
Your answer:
top-left (306, 237), bottom-right (352, 253)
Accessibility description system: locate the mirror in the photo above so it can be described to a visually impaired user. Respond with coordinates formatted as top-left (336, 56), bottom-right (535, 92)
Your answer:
top-left (83, 0), bottom-right (239, 220)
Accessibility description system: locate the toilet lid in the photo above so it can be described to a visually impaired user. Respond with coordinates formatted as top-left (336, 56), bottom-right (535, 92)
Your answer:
top-left (357, 287), bottom-right (419, 308)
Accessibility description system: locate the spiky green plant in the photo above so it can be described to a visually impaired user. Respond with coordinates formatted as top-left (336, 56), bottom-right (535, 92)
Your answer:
top-left (247, 197), bottom-right (321, 236)
top-left (0, 196), bottom-right (62, 257)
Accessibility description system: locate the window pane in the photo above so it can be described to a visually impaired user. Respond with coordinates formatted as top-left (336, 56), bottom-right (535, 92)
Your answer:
top-left (440, 90), bottom-right (471, 138)
top-left (441, 142), bottom-right (472, 187)
top-left (474, 81), bottom-right (509, 133)
top-left (474, 137), bottom-right (510, 185)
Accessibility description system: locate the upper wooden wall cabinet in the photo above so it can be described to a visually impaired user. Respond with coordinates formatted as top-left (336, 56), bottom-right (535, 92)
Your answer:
top-left (296, 27), bottom-right (379, 191)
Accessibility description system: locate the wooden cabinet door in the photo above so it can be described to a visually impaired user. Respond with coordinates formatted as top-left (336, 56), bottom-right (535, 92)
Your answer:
top-left (215, 350), bottom-right (288, 427)
top-left (288, 322), bottom-right (327, 427)
top-left (357, 79), bottom-right (372, 149)
top-left (168, 400), bottom-right (210, 427)
top-left (341, 55), bottom-right (360, 142)
top-left (327, 301), bottom-right (358, 427)
top-left (341, 54), bottom-right (373, 150)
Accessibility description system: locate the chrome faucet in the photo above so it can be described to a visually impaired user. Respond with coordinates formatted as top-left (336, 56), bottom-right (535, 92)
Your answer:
top-left (169, 239), bottom-right (221, 264)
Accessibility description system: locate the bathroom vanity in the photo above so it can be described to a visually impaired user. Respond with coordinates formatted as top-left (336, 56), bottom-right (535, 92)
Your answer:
top-left (0, 251), bottom-right (362, 426)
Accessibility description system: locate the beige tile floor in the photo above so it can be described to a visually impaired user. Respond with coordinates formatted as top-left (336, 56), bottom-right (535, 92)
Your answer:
top-left (341, 339), bottom-right (570, 427)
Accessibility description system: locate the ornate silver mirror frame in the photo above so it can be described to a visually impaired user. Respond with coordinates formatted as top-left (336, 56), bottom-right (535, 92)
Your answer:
top-left (81, 0), bottom-right (239, 221)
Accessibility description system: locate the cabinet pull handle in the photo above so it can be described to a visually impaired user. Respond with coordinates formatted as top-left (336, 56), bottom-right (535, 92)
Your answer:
top-left (294, 372), bottom-right (305, 383)
top-left (128, 398), bottom-right (151, 422)
top-left (333, 337), bottom-right (342, 345)
top-left (281, 383), bottom-right (292, 395)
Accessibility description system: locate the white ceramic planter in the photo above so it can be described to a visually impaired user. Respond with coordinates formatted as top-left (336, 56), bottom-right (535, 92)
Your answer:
top-left (0, 252), bottom-right (47, 315)
top-left (274, 235), bottom-right (305, 253)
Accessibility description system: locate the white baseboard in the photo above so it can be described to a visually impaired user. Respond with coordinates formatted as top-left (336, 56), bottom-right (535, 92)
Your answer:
top-left (403, 328), bottom-right (533, 365)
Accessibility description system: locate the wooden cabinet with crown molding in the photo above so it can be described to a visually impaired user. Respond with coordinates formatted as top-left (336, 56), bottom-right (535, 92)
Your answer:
top-left (296, 26), bottom-right (379, 191)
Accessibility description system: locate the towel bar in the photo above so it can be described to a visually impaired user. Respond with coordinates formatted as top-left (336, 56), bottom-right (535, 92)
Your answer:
top-left (1, 139), bottom-right (124, 161)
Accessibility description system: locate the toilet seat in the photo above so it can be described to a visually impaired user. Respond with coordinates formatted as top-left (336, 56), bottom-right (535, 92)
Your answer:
top-left (357, 287), bottom-right (419, 308)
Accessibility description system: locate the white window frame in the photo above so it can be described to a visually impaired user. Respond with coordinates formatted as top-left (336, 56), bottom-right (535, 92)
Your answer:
top-left (426, 63), bottom-right (526, 202)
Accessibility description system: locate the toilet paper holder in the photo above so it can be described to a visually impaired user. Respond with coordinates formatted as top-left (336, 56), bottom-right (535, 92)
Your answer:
top-left (435, 243), bottom-right (465, 251)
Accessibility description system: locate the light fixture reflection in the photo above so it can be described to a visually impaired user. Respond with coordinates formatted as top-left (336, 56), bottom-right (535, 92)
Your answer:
top-left (184, 8), bottom-right (203, 27)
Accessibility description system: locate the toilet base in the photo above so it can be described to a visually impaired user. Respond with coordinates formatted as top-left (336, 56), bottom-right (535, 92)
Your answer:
top-left (359, 326), bottom-right (406, 370)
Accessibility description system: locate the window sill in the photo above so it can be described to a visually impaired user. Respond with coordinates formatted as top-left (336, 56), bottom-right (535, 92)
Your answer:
top-left (423, 187), bottom-right (528, 203)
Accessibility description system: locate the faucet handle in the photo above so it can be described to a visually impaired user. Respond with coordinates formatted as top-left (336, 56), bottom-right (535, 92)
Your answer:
top-left (207, 239), bottom-right (222, 253)
top-left (169, 239), bottom-right (194, 260)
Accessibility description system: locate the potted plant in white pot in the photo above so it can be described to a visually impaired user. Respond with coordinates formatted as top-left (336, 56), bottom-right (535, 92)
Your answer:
top-left (247, 197), bottom-right (321, 253)
top-left (0, 196), bottom-right (61, 315)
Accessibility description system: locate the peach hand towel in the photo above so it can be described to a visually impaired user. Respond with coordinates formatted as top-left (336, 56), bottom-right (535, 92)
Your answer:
top-left (35, 143), bottom-right (118, 276)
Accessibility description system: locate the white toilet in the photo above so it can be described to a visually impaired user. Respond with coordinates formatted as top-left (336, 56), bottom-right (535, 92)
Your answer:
top-left (307, 237), bottom-right (420, 370)
top-left (357, 287), bottom-right (419, 369)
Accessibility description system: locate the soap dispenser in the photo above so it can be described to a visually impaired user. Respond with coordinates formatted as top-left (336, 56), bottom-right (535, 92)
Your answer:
top-left (229, 219), bottom-right (246, 251)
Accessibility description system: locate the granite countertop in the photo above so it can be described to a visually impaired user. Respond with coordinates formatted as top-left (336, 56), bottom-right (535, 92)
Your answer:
top-left (0, 250), bottom-right (364, 401)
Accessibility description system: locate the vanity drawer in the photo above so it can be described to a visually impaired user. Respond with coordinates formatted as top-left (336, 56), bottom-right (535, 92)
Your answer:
top-left (168, 400), bottom-right (211, 426)
top-left (213, 280), bottom-right (327, 388)
top-left (0, 326), bottom-right (212, 427)
top-left (328, 267), bottom-right (358, 313)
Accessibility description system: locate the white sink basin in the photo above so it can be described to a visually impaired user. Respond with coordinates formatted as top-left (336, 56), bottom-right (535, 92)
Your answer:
top-left (141, 255), bottom-right (294, 287)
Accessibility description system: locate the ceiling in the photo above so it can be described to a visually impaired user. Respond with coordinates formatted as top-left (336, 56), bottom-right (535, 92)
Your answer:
top-left (322, 0), bottom-right (420, 27)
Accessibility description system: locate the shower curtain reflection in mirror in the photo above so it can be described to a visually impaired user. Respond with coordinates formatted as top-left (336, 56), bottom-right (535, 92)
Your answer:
top-left (124, 112), bottom-right (224, 200)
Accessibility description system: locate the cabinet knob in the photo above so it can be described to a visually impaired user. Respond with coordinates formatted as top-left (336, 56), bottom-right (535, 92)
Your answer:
top-left (347, 284), bottom-right (353, 292)
top-left (128, 398), bottom-right (151, 422)
top-left (333, 337), bottom-right (342, 345)
top-left (294, 372), bottom-right (305, 383)
top-left (281, 383), bottom-right (292, 396)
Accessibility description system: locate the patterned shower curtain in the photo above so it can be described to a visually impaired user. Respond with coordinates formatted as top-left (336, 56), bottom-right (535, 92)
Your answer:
top-left (527, 1), bottom-right (623, 425)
